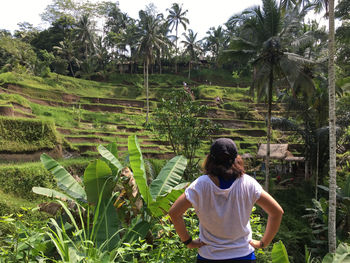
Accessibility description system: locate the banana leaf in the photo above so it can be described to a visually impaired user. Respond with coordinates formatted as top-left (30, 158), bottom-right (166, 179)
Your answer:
top-left (32, 187), bottom-right (74, 202)
top-left (149, 155), bottom-right (187, 199)
top-left (84, 160), bottom-right (114, 205)
top-left (121, 217), bottom-right (151, 244)
top-left (128, 135), bottom-right (152, 205)
top-left (40, 154), bottom-right (86, 201)
top-left (95, 201), bottom-right (120, 252)
top-left (98, 144), bottom-right (123, 178)
top-left (149, 188), bottom-right (186, 217)
top-left (272, 240), bottom-right (290, 263)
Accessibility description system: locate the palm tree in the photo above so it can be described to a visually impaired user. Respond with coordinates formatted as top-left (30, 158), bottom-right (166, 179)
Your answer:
top-left (310, 0), bottom-right (337, 253)
top-left (74, 13), bottom-right (96, 74)
top-left (54, 37), bottom-right (80, 77)
top-left (204, 26), bottom-right (227, 67)
top-left (327, 0), bottom-right (337, 254)
top-left (136, 10), bottom-right (167, 124)
top-left (181, 29), bottom-right (202, 79)
top-left (228, 0), bottom-right (314, 191)
top-left (166, 3), bottom-right (189, 73)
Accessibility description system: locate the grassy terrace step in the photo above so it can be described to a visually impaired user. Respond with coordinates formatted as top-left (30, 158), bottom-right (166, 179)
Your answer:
top-left (65, 135), bottom-right (114, 144)
top-left (0, 189), bottom-right (45, 216)
top-left (233, 129), bottom-right (267, 137)
top-left (1, 72), bottom-right (139, 99)
top-left (211, 118), bottom-right (265, 129)
top-left (57, 127), bottom-right (153, 139)
top-left (82, 97), bottom-right (145, 108)
top-left (2, 86), bottom-right (146, 122)
top-left (72, 142), bottom-right (170, 153)
top-left (64, 134), bottom-right (168, 146)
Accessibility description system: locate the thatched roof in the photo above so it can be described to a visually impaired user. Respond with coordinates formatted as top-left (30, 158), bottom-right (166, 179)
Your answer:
top-left (242, 153), bottom-right (253, 159)
top-left (257, 144), bottom-right (289, 159)
top-left (257, 144), bottom-right (305, 162)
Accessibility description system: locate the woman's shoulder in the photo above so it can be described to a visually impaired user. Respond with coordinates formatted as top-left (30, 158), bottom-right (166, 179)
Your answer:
top-left (187, 175), bottom-right (211, 188)
top-left (190, 174), bottom-right (210, 184)
top-left (240, 173), bottom-right (263, 189)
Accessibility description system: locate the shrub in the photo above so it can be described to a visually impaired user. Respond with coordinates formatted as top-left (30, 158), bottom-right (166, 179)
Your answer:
top-left (223, 101), bottom-right (249, 112)
top-left (0, 159), bottom-right (90, 200)
top-left (0, 117), bottom-right (62, 152)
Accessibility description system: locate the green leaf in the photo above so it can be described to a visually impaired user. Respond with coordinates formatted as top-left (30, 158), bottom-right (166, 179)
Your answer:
top-left (98, 144), bottom-right (123, 177)
top-left (84, 160), bottom-right (114, 205)
top-left (122, 217), bottom-right (151, 244)
top-left (128, 135), bottom-right (152, 205)
top-left (32, 187), bottom-right (74, 202)
top-left (149, 155), bottom-right (187, 199)
top-left (40, 154), bottom-right (86, 201)
top-left (341, 175), bottom-right (350, 198)
top-left (95, 202), bottom-right (120, 252)
top-left (148, 188), bottom-right (185, 217)
top-left (322, 253), bottom-right (334, 263)
top-left (272, 240), bottom-right (290, 263)
top-left (106, 142), bottom-right (118, 158)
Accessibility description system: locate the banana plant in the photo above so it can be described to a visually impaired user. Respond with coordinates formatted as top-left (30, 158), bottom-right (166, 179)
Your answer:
top-left (271, 241), bottom-right (290, 263)
top-left (322, 242), bottom-right (350, 263)
top-left (32, 142), bottom-right (148, 252)
top-left (318, 175), bottom-right (350, 240)
top-left (128, 135), bottom-right (188, 217)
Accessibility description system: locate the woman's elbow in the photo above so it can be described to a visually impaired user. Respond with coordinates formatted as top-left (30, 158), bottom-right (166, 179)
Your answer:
top-left (275, 205), bottom-right (284, 218)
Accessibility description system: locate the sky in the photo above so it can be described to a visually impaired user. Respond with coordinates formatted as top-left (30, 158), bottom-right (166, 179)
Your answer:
top-left (0, 0), bottom-right (332, 40)
top-left (0, 0), bottom-right (261, 39)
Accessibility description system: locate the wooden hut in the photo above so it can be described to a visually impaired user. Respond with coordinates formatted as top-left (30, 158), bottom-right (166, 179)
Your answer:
top-left (257, 144), bottom-right (307, 179)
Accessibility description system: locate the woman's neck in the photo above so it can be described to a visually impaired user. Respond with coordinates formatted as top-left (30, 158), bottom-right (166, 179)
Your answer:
top-left (208, 174), bottom-right (220, 187)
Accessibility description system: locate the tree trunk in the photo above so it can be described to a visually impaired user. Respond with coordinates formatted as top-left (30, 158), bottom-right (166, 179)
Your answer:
top-left (188, 61), bottom-right (191, 79)
top-left (69, 62), bottom-right (75, 78)
top-left (146, 58), bottom-right (150, 125)
top-left (159, 57), bottom-right (162, 74)
top-left (175, 25), bottom-right (178, 73)
top-left (265, 68), bottom-right (273, 191)
top-left (328, 0), bottom-right (337, 253)
top-left (316, 141), bottom-right (319, 199)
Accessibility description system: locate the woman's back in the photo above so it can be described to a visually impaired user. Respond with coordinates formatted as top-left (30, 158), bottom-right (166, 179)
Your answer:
top-left (185, 174), bottom-right (262, 260)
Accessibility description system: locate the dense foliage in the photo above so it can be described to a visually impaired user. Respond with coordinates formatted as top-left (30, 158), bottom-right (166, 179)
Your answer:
top-left (0, 0), bottom-right (349, 261)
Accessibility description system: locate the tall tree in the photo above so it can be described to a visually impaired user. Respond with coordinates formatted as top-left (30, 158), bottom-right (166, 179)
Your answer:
top-left (181, 29), bottom-right (202, 79)
top-left (136, 10), bottom-right (167, 124)
top-left (311, 0), bottom-right (337, 253)
top-left (327, 0), bottom-right (337, 253)
top-left (53, 37), bottom-right (80, 77)
top-left (41, 0), bottom-right (97, 24)
top-left (166, 3), bottom-right (189, 73)
top-left (335, 0), bottom-right (350, 76)
top-left (74, 13), bottom-right (97, 77)
top-left (204, 26), bottom-right (227, 67)
top-left (228, 0), bottom-right (314, 190)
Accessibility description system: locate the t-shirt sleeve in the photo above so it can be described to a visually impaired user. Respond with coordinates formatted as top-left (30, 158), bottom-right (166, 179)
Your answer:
top-left (247, 175), bottom-right (263, 204)
top-left (185, 179), bottom-right (201, 209)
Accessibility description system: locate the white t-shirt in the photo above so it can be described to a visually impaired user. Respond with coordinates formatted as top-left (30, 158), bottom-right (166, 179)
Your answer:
top-left (185, 174), bottom-right (262, 260)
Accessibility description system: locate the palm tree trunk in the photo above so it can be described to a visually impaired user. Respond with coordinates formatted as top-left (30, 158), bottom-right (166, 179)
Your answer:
top-left (69, 62), bottom-right (75, 78)
top-left (328, 0), bottom-right (337, 253)
top-left (316, 141), bottom-right (319, 199)
top-left (188, 61), bottom-right (191, 79)
top-left (265, 68), bottom-right (273, 191)
top-left (146, 57), bottom-right (150, 125)
top-left (159, 55), bottom-right (162, 74)
top-left (175, 25), bottom-right (178, 73)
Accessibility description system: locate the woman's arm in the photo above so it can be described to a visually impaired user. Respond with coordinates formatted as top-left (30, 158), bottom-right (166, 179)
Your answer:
top-left (249, 190), bottom-right (284, 249)
top-left (168, 193), bottom-right (206, 248)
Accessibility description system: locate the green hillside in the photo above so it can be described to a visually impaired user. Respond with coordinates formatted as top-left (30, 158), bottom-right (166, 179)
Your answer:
top-left (0, 71), bottom-right (281, 162)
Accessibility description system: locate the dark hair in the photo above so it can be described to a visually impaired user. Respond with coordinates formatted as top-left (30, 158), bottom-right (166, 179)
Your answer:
top-left (203, 154), bottom-right (245, 180)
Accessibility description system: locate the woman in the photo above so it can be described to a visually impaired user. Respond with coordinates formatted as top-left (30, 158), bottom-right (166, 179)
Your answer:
top-left (169, 138), bottom-right (284, 263)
